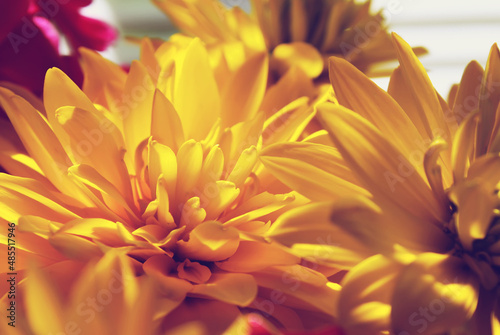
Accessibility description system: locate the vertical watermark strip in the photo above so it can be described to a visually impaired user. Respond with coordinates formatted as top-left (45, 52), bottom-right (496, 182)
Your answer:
top-left (6, 222), bottom-right (17, 327)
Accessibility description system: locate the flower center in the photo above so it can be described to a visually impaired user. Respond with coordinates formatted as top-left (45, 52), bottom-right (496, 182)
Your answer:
top-left (446, 209), bottom-right (500, 290)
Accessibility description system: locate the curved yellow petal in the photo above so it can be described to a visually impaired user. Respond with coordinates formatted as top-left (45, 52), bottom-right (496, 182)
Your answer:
top-left (260, 141), bottom-right (369, 201)
top-left (80, 47), bottom-right (127, 108)
top-left (392, 33), bottom-right (452, 144)
top-left (56, 106), bottom-right (132, 202)
top-left (318, 103), bottom-right (448, 223)
top-left (449, 180), bottom-right (497, 251)
top-left (122, 60), bottom-right (155, 172)
top-left (24, 265), bottom-right (66, 335)
top-left (338, 255), bottom-right (402, 334)
top-left (450, 61), bottom-right (484, 126)
top-left (328, 56), bottom-right (424, 167)
top-left (266, 201), bottom-right (373, 269)
top-left (176, 140), bottom-right (203, 203)
top-left (173, 38), bottom-right (220, 140)
top-left (148, 140), bottom-right (177, 200)
top-left (151, 89), bottom-right (185, 152)
top-left (0, 88), bottom-right (89, 203)
top-left (191, 272), bottom-right (257, 306)
top-left (252, 264), bottom-right (340, 317)
top-left (452, 112), bottom-right (479, 182)
top-left (221, 52), bottom-right (268, 127)
top-left (177, 259), bottom-right (212, 284)
top-left (216, 240), bottom-right (300, 273)
top-left (476, 44), bottom-right (500, 156)
top-left (391, 253), bottom-right (479, 335)
top-left (177, 221), bottom-right (240, 262)
top-left (272, 42), bottom-right (323, 78)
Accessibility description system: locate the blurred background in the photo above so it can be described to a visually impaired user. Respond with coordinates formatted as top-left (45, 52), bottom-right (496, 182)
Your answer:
top-left (84, 0), bottom-right (500, 97)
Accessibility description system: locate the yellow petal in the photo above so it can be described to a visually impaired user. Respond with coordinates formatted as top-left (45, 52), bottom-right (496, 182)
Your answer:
top-left (49, 232), bottom-right (102, 261)
top-left (272, 42), bottom-right (323, 78)
top-left (223, 192), bottom-right (295, 226)
top-left (324, 186), bottom-right (453, 257)
top-left (452, 112), bottom-right (479, 182)
top-left (450, 61), bottom-right (484, 126)
top-left (318, 103), bottom-right (448, 223)
top-left (151, 89), bottom-right (184, 152)
top-left (156, 177), bottom-right (176, 229)
top-left (449, 180), bottom-right (497, 251)
top-left (253, 264), bottom-right (340, 316)
top-left (221, 52), bottom-right (268, 127)
top-left (259, 66), bottom-right (316, 118)
top-left (262, 97), bottom-right (313, 145)
top-left (392, 33), bottom-right (452, 143)
top-left (191, 272), bottom-right (257, 307)
top-left (423, 138), bottom-right (449, 210)
top-left (179, 196), bottom-right (206, 231)
top-left (221, 111), bottom-right (264, 167)
top-left (80, 47), bottom-right (127, 108)
top-left (176, 140), bottom-right (203, 203)
top-left (338, 255), bottom-right (402, 334)
top-left (289, 0), bottom-right (307, 41)
top-left (173, 38), bottom-right (220, 140)
top-left (148, 140), bottom-right (177, 199)
top-left (139, 38), bottom-right (160, 81)
top-left (177, 259), bottom-right (212, 284)
top-left (24, 265), bottom-right (66, 335)
top-left (68, 164), bottom-right (140, 225)
top-left (266, 202), bottom-right (373, 269)
top-left (122, 60), bottom-right (155, 172)
top-left (216, 240), bottom-right (300, 273)
top-left (476, 44), bottom-right (500, 156)
top-left (202, 180), bottom-right (240, 220)
top-left (260, 141), bottom-right (369, 201)
top-left (43, 67), bottom-right (97, 150)
top-left (160, 299), bottom-right (240, 334)
top-left (227, 146), bottom-right (258, 187)
top-left (328, 56), bottom-right (424, 165)
top-left (0, 117), bottom-right (48, 183)
top-left (0, 174), bottom-right (81, 222)
top-left (56, 218), bottom-right (123, 246)
top-left (56, 106), bottom-right (133, 201)
top-left (198, 145), bottom-right (224, 189)
top-left (0, 88), bottom-right (89, 202)
top-left (320, 1), bottom-right (348, 52)
top-left (391, 253), bottom-right (479, 335)
top-left (177, 221), bottom-right (240, 261)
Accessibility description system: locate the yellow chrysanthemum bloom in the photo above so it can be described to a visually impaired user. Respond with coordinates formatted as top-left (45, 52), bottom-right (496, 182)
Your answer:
top-left (0, 37), bottom-right (342, 334)
top-left (154, 0), bottom-right (426, 81)
top-left (260, 33), bottom-right (500, 334)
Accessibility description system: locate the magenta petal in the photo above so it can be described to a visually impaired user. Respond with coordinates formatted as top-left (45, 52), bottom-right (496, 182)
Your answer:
top-left (32, 15), bottom-right (59, 49)
top-left (60, 0), bottom-right (92, 10)
top-left (68, 14), bottom-right (118, 51)
top-left (51, 8), bottom-right (118, 51)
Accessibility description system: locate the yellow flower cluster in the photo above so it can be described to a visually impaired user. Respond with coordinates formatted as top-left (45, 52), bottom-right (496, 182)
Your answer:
top-left (0, 1), bottom-right (499, 335)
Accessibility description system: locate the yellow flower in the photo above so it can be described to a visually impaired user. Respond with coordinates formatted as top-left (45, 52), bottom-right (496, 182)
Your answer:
top-left (0, 37), bottom-right (341, 334)
top-left (153, 0), bottom-right (426, 81)
top-left (260, 33), bottom-right (500, 334)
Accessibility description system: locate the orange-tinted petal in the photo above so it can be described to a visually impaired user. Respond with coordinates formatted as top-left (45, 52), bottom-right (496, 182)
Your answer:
top-left (191, 272), bottom-right (257, 306)
top-left (177, 221), bottom-right (239, 262)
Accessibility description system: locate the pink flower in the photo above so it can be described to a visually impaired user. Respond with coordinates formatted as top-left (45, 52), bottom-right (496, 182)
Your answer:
top-left (0, 0), bottom-right (117, 95)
